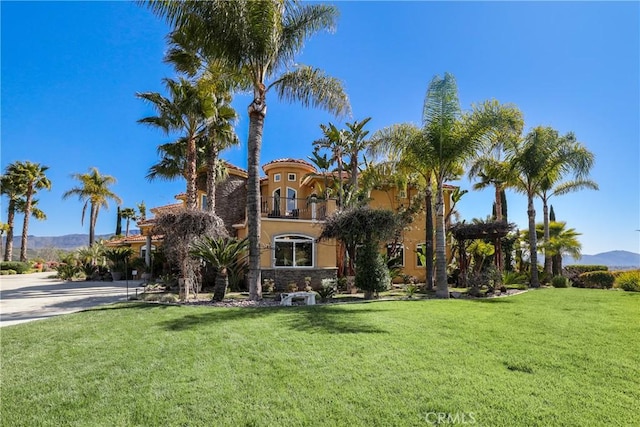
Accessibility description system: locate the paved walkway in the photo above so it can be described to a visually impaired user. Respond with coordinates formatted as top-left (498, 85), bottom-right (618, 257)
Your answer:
top-left (0, 272), bottom-right (145, 327)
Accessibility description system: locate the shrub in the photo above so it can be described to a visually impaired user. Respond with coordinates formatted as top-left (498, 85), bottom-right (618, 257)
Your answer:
top-left (356, 242), bottom-right (390, 299)
top-left (55, 263), bottom-right (81, 281)
top-left (0, 269), bottom-right (17, 275)
top-left (0, 261), bottom-right (31, 274)
top-left (551, 275), bottom-right (569, 288)
top-left (317, 279), bottom-right (337, 302)
top-left (564, 265), bottom-right (608, 288)
top-left (579, 271), bottom-right (615, 289)
top-left (405, 283), bottom-right (418, 298)
top-left (615, 270), bottom-right (640, 292)
top-left (502, 271), bottom-right (527, 286)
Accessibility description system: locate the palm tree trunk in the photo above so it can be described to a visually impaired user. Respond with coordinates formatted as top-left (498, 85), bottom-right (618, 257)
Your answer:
top-left (19, 188), bottom-right (34, 262)
top-left (186, 135), bottom-right (198, 211)
top-left (247, 97), bottom-right (266, 301)
top-left (434, 178), bottom-right (449, 298)
top-left (4, 199), bottom-right (16, 261)
top-left (494, 183), bottom-right (504, 272)
top-left (89, 203), bottom-right (97, 247)
top-left (527, 194), bottom-right (540, 287)
top-left (213, 269), bottom-right (228, 301)
top-left (553, 254), bottom-right (562, 276)
top-left (350, 154), bottom-right (358, 192)
top-left (424, 178), bottom-right (434, 291)
top-left (542, 198), bottom-right (552, 278)
top-left (337, 159), bottom-right (343, 208)
top-left (206, 141), bottom-right (218, 214)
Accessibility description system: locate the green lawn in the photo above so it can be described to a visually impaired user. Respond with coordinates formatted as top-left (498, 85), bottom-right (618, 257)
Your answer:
top-left (2, 288), bottom-right (638, 426)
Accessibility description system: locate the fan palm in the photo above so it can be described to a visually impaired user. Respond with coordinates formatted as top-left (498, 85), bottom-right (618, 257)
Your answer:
top-left (62, 167), bottom-right (122, 247)
top-left (536, 221), bottom-right (582, 276)
top-left (6, 161), bottom-right (52, 261)
top-left (190, 237), bottom-right (249, 301)
top-left (0, 170), bottom-right (25, 261)
top-left (143, 0), bottom-right (351, 300)
top-left (121, 208), bottom-right (136, 237)
top-left (138, 77), bottom-right (215, 210)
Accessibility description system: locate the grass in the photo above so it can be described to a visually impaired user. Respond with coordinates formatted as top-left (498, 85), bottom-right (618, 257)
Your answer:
top-left (1, 288), bottom-right (638, 426)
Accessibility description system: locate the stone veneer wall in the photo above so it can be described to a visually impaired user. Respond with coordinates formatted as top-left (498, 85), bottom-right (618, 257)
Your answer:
top-left (261, 268), bottom-right (338, 291)
top-left (215, 175), bottom-right (247, 235)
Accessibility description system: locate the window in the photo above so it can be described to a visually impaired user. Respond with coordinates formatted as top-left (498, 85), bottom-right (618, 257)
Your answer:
top-left (201, 194), bottom-right (207, 211)
top-left (140, 245), bottom-right (156, 259)
top-left (386, 243), bottom-right (405, 267)
top-left (274, 173), bottom-right (281, 182)
top-left (274, 235), bottom-right (314, 267)
top-left (288, 173), bottom-right (297, 182)
top-left (286, 187), bottom-right (297, 214)
top-left (416, 243), bottom-right (427, 267)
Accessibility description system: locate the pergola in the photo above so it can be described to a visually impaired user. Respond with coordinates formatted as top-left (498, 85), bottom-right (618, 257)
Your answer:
top-left (450, 221), bottom-right (516, 287)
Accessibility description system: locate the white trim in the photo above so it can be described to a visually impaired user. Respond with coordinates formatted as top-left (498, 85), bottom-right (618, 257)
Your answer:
top-left (274, 173), bottom-right (281, 182)
top-left (286, 187), bottom-right (297, 214)
top-left (288, 172), bottom-right (297, 182)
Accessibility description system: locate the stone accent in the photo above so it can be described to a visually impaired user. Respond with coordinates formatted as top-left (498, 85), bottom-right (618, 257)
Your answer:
top-left (215, 175), bottom-right (247, 235)
top-left (261, 268), bottom-right (338, 291)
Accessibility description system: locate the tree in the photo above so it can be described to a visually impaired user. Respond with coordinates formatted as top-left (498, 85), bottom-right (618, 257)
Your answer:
top-left (0, 169), bottom-right (25, 261)
top-left (0, 222), bottom-right (8, 260)
top-left (507, 126), bottom-right (595, 287)
top-left (62, 167), bottom-right (122, 247)
top-left (319, 206), bottom-right (410, 299)
top-left (190, 237), bottom-right (249, 301)
top-left (343, 117), bottom-right (372, 193)
top-left (537, 135), bottom-right (596, 276)
top-left (121, 208), bottom-right (136, 237)
top-left (314, 122), bottom-right (348, 208)
top-left (115, 207), bottom-right (122, 236)
top-left (7, 161), bottom-right (52, 262)
top-left (527, 221), bottom-right (582, 277)
top-left (143, 0), bottom-right (351, 301)
top-left (138, 77), bottom-right (215, 210)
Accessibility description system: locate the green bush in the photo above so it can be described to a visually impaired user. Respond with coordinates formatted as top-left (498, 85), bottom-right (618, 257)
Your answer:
top-left (0, 261), bottom-right (31, 274)
top-left (317, 279), bottom-right (337, 302)
top-left (551, 275), bottom-right (570, 288)
top-left (0, 269), bottom-right (17, 275)
top-left (579, 271), bottom-right (615, 289)
top-left (565, 265), bottom-right (608, 288)
top-left (356, 242), bottom-right (390, 298)
top-left (615, 270), bottom-right (640, 292)
top-left (55, 263), bottom-right (81, 281)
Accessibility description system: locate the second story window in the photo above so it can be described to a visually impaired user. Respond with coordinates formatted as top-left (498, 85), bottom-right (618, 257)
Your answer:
top-left (274, 173), bottom-right (281, 182)
top-left (288, 173), bottom-right (296, 182)
top-left (201, 194), bottom-right (207, 211)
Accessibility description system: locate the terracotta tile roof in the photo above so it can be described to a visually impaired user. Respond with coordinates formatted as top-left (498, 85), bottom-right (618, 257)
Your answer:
top-left (105, 234), bottom-right (163, 246)
top-left (223, 161), bottom-right (247, 174)
top-left (263, 158), bottom-right (316, 170)
top-left (150, 203), bottom-right (185, 215)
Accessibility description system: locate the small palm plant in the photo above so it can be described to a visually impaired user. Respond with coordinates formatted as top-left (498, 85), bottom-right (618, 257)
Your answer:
top-left (190, 237), bottom-right (249, 301)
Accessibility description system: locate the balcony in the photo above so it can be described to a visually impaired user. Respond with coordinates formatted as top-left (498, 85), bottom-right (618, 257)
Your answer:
top-left (261, 197), bottom-right (333, 221)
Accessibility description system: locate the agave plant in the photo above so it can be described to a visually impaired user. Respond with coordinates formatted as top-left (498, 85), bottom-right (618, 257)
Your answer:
top-left (190, 237), bottom-right (249, 301)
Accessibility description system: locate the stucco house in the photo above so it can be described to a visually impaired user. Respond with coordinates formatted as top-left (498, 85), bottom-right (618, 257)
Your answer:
top-left (107, 158), bottom-right (454, 287)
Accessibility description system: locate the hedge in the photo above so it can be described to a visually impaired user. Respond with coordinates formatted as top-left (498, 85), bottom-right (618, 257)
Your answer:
top-left (614, 270), bottom-right (640, 292)
top-left (579, 271), bottom-right (615, 289)
top-left (564, 265), bottom-right (608, 288)
top-left (0, 261), bottom-right (31, 274)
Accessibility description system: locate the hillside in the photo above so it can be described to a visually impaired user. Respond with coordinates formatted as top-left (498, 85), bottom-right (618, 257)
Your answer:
top-left (5, 233), bottom-right (128, 251)
top-left (564, 250), bottom-right (640, 268)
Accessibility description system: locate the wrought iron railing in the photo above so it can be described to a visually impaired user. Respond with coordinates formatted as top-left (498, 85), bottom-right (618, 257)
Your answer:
top-left (261, 197), bottom-right (328, 220)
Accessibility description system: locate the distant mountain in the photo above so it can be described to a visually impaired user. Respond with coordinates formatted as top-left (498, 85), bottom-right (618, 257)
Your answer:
top-left (5, 232), bottom-right (140, 251)
top-left (564, 250), bottom-right (640, 268)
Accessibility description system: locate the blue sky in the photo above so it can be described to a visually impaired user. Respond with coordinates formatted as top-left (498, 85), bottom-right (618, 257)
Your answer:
top-left (2, 1), bottom-right (639, 255)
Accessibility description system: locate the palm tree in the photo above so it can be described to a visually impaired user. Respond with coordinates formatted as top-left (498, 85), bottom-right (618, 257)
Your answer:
top-left (121, 208), bottom-right (136, 237)
top-left (307, 149), bottom-right (333, 199)
top-left (507, 127), bottom-right (595, 287)
top-left (0, 222), bottom-right (8, 260)
top-left (533, 221), bottom-right (582, 276)
top-left (62, 167), bottom-right (122, 247)
top-left (143, 1), bottom-right (351, 300)
top-left (190, 237), bottom-right (249, 301)
top-left (6, 161), bottom-right (52, 262)
top-left (138, 77), bottom-right (215, 210)
top-left (537, 135), bottom-right (596, 276)
top-left (0, 170), bottom-right (25, 261)
top-left (314, 122), bottom-right (348, 208)
top-left (343, 117), bottom-right (372, 193)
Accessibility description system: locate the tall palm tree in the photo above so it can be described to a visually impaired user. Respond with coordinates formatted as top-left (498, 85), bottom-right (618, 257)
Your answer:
top-left (62, 167), bottom-right (122, 247)
top-left (7, 161), bottom-right (52, 262)
top-left (307, 149), bottom-right (333, 199)
top-left (121, 208), bottom-right (136, 237)
top-left (344, 117), bottom-right (372, 193)
top-left (537, 135), bottom-right (596, 276)
top-left (507, 127), bottom-right (595, 287)
top-left (314, 122), bottom-right (348, 208)
top-left (0, 170), bottom-right (24, 261)
top-left (138, 77), bottom-right (215, 210)
top-left (144, 0), bottom-right (351, 300)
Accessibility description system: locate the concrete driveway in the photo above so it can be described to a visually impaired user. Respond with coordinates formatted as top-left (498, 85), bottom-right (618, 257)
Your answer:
top-left (0, 272), bottom-right (145, 327)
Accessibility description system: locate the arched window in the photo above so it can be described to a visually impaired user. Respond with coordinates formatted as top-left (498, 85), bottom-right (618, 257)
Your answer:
top-left (140, 245), bottom-right (156, 259)
top-left (286, 187), bottom-right (297, 214)
top-left (274, 235), bottom-right (314, 268)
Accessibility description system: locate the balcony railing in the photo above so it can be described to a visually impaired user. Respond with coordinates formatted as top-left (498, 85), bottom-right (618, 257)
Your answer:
top-left (261, 197), bottom-right (329, 220)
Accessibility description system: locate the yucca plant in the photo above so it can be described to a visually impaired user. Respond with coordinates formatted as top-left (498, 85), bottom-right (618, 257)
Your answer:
top-left (190, 237), bottom-right (249, 301)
